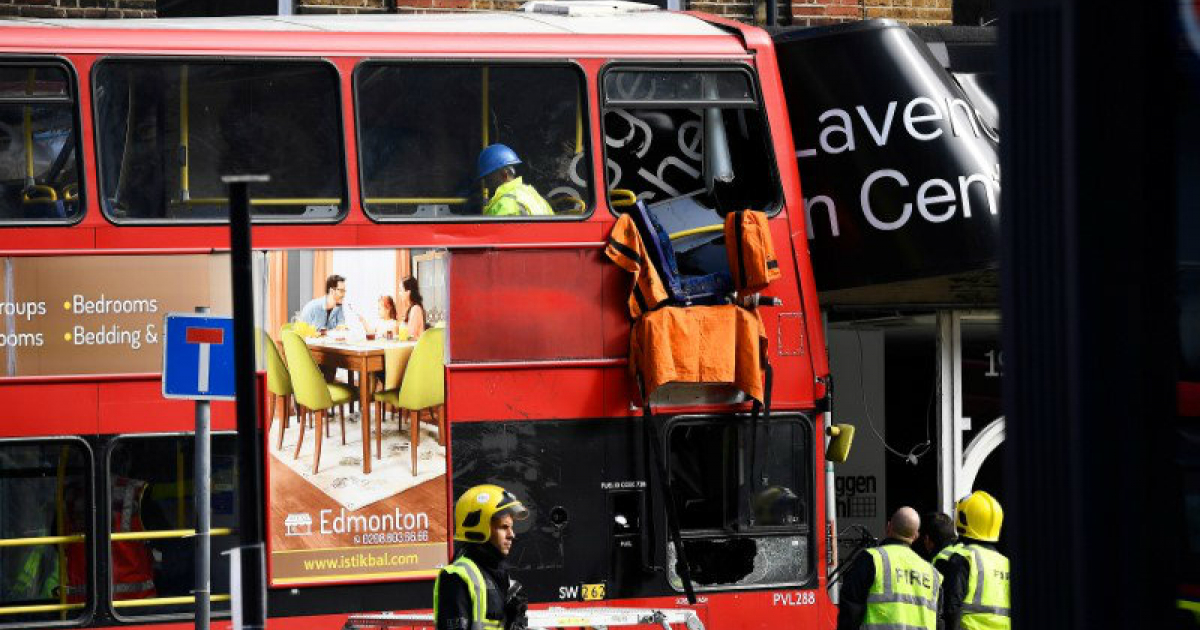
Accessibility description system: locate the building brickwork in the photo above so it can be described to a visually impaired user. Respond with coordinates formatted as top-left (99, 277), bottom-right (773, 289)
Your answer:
top-left (0, 0), bottom-right (154, 19)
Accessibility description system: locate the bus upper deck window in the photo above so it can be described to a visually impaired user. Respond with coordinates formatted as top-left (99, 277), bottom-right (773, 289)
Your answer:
top-left (356, 63), bottom-right (591, 220)
top-left (601, 67), bottom-right (782, 219)
top-left (93, 60), bottom-right (346, 223)
top-left (0, 64), bottom-right (83, 224)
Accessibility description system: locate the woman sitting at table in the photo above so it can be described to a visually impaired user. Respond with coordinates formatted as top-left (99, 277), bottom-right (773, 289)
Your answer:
top-left (400, 276), bottom-right (427, 340)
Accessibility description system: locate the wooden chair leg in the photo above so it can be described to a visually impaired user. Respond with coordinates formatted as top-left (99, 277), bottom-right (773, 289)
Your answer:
top-left (409, 409), bottom-right (419, 476)
top-left (436, 404), bottom-right (446, 447)
top-left (375, 401), bottom-right (383, 459)
top-left (277, 397), bottom-right (289, 451)
top-left (313, 409), bottom-right (326, 475)
top-left (340, 404), bottom-right (347, 446)
top-left (267, 393), bottom-right (277, 430)
top-left (293, 407), bottom-right (307, 459)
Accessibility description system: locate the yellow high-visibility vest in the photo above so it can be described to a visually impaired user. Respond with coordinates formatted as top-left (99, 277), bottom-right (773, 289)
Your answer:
top-left (952, 544), bottom-right (1011, 630)
top-left (863, 544), bottom-right (941, 630)
top-left (433, 556), bottom-right (504, 630)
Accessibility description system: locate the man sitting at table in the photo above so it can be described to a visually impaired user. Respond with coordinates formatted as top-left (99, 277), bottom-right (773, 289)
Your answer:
top-left (299, 275), bottom-right (347, 332)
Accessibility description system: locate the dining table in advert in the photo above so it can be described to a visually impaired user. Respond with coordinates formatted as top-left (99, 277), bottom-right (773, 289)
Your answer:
top-left (303, 336), bottom-right (417, 474)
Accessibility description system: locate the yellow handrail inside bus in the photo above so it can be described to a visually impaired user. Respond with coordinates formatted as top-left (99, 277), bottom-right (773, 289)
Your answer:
top-left (0, 602), bottom-right (86, 616)
top-left (62, 183), bottom-right (78, 202)
top-left (669, 224), bottom-right (723, 241)
top-left (551, 196), bottom-right (585, 214)
top-left (179, 65), bottom-right (190, 202)
top-left (365, 197), bottom-right (469, 205)
top-left (576, 87), bottom-right (583, 154)
top-left (112, 593), bottom-right (232, 608)
top-left (56, 446), bottom-right (69, 620)
top-left (22, 184), bottom-right (57, 203)
top-left (110, 527), bottom-right (234, 541)
top-left (175, 198), bottom-right (341, 206)
top-left (481, 66), bottom-right (490, 200)
top-left (175, 443), bottom-right (185, 528)
top-left (609, 189), bottom-right (637, 207)
top-left (24, 69), bottom-right (34, 187)
top-left (0, 534), bottom-right (85, 548)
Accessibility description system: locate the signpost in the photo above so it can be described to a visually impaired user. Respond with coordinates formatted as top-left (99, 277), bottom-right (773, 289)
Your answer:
top-left (162, 309), bottom-right (236, 630)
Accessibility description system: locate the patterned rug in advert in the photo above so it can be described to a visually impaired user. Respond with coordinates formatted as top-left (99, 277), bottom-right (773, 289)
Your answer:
top-left (270, 412), bottom-right (446, 512)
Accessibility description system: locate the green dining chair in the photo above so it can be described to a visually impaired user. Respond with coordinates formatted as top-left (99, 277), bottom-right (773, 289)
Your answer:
top-left (374, 327), bottom-right (445, 476)
top-left (281, 331), bottom-right (357, 475)
top-left (370, 344), bottom-right (414, 460)
top-left (261, 330), bottom-right (294, 451)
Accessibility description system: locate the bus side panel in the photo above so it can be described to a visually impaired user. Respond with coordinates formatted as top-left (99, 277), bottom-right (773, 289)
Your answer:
top-left (0, 382), bottom-right (99, 435)
top-left (447, 367), bottom-right (621, 422)
top-left (449, 249), bottom-right (616, 363)
top-left (97, 380), bottom-right (238, 433)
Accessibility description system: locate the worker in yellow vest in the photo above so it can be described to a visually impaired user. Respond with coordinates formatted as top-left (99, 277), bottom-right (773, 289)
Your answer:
top-left (942, 491), bottom-right (1010, 630)
top-left (434, 485), bottom-right (530, 630)
top-left (916, 511), bottom-right (961, 574)
top-left (477, 144), bottom-right (554, 217)
top-left (837, 507), bottom-right (941, 630)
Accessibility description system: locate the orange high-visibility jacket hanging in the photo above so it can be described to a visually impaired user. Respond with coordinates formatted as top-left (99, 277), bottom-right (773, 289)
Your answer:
top-left (724, 209), bottom-right (781, 294)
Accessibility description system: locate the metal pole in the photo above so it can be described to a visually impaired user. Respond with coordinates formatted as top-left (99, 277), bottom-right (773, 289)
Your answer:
top-left (194, 306), bottom-right (212, 630)
top-left (224, 174), bottom-right (268, 630)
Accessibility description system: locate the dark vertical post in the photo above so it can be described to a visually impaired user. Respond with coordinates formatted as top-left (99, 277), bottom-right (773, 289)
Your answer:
top-left (1000, 1), bottom-right (1179, 628)
top-left (194, 307), bottom-right (212, 630)
top-left (224, 174), bottom-right (268, 630)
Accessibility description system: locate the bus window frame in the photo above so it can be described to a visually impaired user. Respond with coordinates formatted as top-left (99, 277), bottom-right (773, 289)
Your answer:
top-left (597, 62), bottom-right (785, 218)
top-left (103, 431), bottom-right (237, 624)
top-left (90, 56), bottom-right (350, 227)
top-left (0, 57), bottom-right (86, 228)
top-left (0, 436), bottom-right (95, 630)
top-left (351, 58), bottom-right (595, 224)
top-left (661, 412), bottom-right (817, 592)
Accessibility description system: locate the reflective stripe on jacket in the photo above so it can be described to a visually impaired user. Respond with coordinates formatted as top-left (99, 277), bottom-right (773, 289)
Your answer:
top-left (953, 544), bottom-right (1011, 630)
top-left (484, 178), bottom-right (554, 217)
top-left (863, 544), bottom-right (941, 630)
top-left (933, 542), bottom-right (964, 567)
top-left (433, 556), bottom-right (504, 630)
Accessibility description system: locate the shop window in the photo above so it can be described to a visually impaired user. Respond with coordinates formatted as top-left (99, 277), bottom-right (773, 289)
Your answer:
top-left (601, 67), bottom-right (780, 219)
top-left (356, 63), bottom-right (590, 219)
top-left (665, 416), bottom-right (812, 590)
top-left (0, 64), bottom-right (83, 223)
top-left (0, 439), bottom-right (90, 625)
top-left (93, 60), bottom-right (345, 222)
top-left (107, 435), bottom-right (238, 619)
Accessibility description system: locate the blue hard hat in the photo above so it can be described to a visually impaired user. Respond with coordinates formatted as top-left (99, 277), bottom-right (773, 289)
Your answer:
top-left (477, 144), bottom-right (522, 179)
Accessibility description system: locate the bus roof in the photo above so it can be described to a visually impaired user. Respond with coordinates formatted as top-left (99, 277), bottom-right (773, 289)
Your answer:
top-left (0, 10), bottom-right (729, 37)
top-left (0, 10), bottom-right (754, 57)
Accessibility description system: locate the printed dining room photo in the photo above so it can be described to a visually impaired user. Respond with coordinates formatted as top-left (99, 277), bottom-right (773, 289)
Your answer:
top-left (261, 247), bottom-right (450, 585)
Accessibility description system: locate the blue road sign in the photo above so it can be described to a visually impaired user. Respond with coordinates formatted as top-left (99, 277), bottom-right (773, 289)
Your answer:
top-left (162, 313), bottom-right (237, 401)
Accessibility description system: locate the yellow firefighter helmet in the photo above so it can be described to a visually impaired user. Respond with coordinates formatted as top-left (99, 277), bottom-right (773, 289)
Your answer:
top-left (955, 490), bottom-right (1004, 542)
top-left (454, 484), bottom-right (529, 543)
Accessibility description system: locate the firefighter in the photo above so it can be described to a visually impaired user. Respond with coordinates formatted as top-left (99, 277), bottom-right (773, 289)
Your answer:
top-left (477, 144), bottom-right (553, 217)
top-left (837, 506), bottom-right (941, 630)
top-left (917, 511), bottom-right (961, 573)
top-left (942, 491), bottom-right (1010, 630)
top-left (434, 484), bottom-right (530, 630)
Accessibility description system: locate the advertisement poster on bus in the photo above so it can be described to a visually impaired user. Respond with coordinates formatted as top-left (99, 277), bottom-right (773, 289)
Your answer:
top-left (0, 248), bottom-right (451, 585)
top-left (262, 247), bottom-right (449, 586)
top-left (0, 253), bottom-right (232, 376)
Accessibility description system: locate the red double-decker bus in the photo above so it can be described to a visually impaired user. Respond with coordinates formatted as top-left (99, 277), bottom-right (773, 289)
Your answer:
top-left (0, 6), bottom-right (836, 630)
